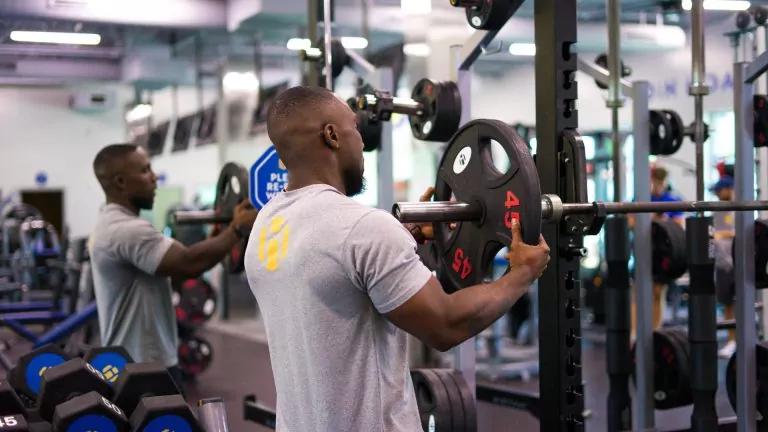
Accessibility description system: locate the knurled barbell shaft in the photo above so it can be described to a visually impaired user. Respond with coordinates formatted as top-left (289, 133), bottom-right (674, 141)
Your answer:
top-left (172, 211), bottom-right (232, 225)
top-left (358, 95), bottom-right (424, 117)
top-left (392, 196), bottom-right (768, 224)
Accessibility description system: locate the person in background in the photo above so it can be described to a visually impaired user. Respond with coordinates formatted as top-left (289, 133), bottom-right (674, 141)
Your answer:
top-left (630, 165), bottom-right (686, 341)
top-left (711, 174), bottom-right (736, 358)
top-left (89, 143), bottom-right (259, 395)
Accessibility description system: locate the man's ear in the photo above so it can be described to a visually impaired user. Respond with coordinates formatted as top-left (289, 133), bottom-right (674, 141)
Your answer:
top-left (323, 124), bottom-right (340, 149)
top-left (114, 174), bottom-right (126, 191)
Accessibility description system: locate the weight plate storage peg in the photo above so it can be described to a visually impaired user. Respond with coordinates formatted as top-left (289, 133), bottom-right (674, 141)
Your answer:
top-left (433, 119), bottom-right (541, 293)
top-left (173, 277), bottom-right (217, 326)
top-left (178, 336), bottom-right (214, 377)
top-left (8, 344), bottom-right (70, 402)
top-left (593, 53), bottom-right (632, 90)
top-left (214, 162), bottom-right (250, 273)
top-left (631, 328), bottom-right (692, 410)
top-left (451, 0), bottom-right (518, 31)
top-left (651, 220), bottom-right (688, 284)
top-left (725, 342), bottom-right (768, 418)
top-left (83, 346), bottom-right (134, 385)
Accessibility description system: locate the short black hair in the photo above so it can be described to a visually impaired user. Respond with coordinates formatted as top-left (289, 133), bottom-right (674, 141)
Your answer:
top-left (266, 86), bottom-right (340, 141)
top-left (93, 143), bottom-right (138, 182)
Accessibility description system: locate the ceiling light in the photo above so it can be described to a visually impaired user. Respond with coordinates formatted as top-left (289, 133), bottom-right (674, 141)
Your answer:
top-left (403, 43), bottom-right (431, 57)
top-left (508, 43), bottom-right (536, 56)
top-left (125, 104), bottom-right (152, 123)
top-left (681, 0), bottom-right (750, 10)
top-left (286, 37), bottom-right (368, 51)
top-left (10, 31), bottom-right (101, 45)
top-left (401, 0), bottom-right (431, 15)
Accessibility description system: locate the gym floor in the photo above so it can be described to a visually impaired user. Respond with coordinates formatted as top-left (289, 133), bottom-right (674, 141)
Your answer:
top-left (0, 326), bottom-right (737, 432)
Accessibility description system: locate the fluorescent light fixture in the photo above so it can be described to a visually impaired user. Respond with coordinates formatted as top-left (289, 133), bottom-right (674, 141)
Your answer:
top-left (125, 104), bottom-right (152, 123)
top-left (508, 43), bottom-right (536, 56)
top-left (223, 71), bottom-right (259, 92)
top-left (681, 0), bottom-right (750, 10)
top-left (403, 43), bottom-right (431, 57)
top-left (10, 30), bottom-right (101, 45)
top-left (286, 37), bottom-right (368, 51)
top-left (401, 0), bottom-right (431, 15)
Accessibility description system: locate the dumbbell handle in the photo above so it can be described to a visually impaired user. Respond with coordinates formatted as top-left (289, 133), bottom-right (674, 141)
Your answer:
top-left (172, 211), bottom-right (232, 226)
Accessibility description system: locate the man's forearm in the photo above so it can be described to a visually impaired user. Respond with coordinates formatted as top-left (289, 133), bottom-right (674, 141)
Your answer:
top-left (184, 227), bottom-right (240, 276)
top-left (441, 267), bottom-right (534, 349)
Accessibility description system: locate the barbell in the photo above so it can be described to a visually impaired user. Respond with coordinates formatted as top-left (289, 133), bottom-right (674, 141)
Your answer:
top-left (391, 118), bottom-right (768, 293)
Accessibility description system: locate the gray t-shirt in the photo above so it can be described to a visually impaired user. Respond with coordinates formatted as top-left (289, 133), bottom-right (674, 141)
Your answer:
top-left (245, 184), bottom-right (432, 432)
top-left (89, 203), bottom-right (179, 367)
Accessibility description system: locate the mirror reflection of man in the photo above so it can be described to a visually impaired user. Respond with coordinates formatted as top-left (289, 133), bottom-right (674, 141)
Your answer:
top-left (711, 174), bottom-right (736, 358)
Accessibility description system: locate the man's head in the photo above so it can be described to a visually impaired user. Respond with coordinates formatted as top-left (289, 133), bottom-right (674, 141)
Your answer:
top-left (266, 86), bottom-right (365, 197)
top-left (711, 175), bottom-right (734, 201)
top-left (651, 166), bottom-right (669, 196)
top-left (93, 144), bottom-right (158, 210)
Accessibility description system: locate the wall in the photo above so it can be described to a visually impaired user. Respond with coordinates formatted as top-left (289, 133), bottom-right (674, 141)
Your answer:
top-left (0, 85), bottom-right (128, 238)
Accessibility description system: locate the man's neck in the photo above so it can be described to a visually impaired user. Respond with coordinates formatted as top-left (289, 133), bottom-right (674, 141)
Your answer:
top-left (285, 170), bottom-right (345, 195)
top-left (106, 197), bottom-right (139, 215)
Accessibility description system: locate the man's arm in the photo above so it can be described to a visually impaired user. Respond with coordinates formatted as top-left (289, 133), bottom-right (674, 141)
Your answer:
top-left (345, 211), bottom-right (534, 352)
top-left (113, 218), bottom-right (241, 280)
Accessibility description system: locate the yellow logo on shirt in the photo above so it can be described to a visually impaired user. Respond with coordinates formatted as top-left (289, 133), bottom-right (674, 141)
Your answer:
top-left (258, 216), bottom-right (289, 271)
top-left (725, 213), bottom-right (733, 226)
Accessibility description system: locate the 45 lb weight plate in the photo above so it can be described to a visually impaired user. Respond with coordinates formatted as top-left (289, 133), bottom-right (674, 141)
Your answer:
top-left (631, 328), bottom-right (692, 410)
top-left (173, 278), bottom-right (217, 326)
top-left (651, 220), bottom-right (688, 284)
top-left (410, 79), bottom-right (462, 143)
top-left (433, 119), bottom-right (541, 293)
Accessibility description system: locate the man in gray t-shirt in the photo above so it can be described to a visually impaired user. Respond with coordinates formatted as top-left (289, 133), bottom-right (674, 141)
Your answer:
top-left (90, 144), bottom-right (258, 392)
top-left (247, 86), bottom-right (550, 431)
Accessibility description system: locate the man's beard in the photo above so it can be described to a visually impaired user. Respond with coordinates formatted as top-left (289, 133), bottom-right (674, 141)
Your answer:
top-left (343, 167), bottom-right (366, 197)
top-left (131, 195), bottom-right (154, 210)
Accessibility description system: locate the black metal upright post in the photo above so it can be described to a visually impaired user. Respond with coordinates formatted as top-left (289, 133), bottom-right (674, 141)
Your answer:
top-left (686, 216), bottom-right (718, 431)
top-left (534, 0), bottom-right (585, 430)
top-left (604, 218), bottom-right (632, 431)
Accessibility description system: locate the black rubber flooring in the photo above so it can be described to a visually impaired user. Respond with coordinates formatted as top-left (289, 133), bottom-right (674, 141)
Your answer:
top-left (0, 328), bottom-right (738, 432)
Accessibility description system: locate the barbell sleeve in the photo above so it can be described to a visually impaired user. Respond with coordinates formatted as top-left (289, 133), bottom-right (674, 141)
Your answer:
top-left (172, 211), bottom-right (232, 225)
top-left (357, 94), bottom-right (424, 117)
top-left (393, 195), bottom-right (768, 224)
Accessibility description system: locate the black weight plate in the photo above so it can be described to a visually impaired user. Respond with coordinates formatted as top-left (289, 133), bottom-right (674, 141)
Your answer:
top-left (662, 110), bottom-right (685, 155)
top-left (317, 39), bottom-right (348, 79)
top-left (411, 369), bottom-right (453, 432)
top-left (432, 369), bottom-right (464, 432)
top-left (651, 220), bottom-right (687, 284)
top-left (410, 79), bottom-right (462, 142)
top-left (649, 110), bottom-right (673, 156)
top-left (753, 95), bottom-right (768, 147)
top-left (214, 162), bottom-right (250, 273)
top-left (433, 119), bottom-right (541, 293)
top-left (178, 336), bottom-right (213, 377)
top-left (359, 112), bottom-right (383, 152)
top-left (653, 329), bottom-right (692, 409)
top-left (665, 328), bottom-right (693, 406)
top-left (726, 342), bottom-right (768, 417)
top-left (445, 370), bottom-right (477, 432)
top-left (463, 0), bottom-right (516, 31)
top-left (173, 278), bottom-right (217, 326)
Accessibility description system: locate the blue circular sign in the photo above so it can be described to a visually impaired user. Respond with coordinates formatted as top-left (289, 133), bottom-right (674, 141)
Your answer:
top-left (25, 353), bottom-right (67, 395)
top-left (157, 173), bottom-right (167, 185)
top-left (66, 414), bottom-right (118, 432)
top-left (34, 171), bottom-right (48, 186)
top-left (88, 353), bottom-right (130, 385)
top-left (143, 415), bottom-right (193, 432)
